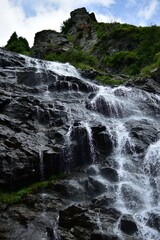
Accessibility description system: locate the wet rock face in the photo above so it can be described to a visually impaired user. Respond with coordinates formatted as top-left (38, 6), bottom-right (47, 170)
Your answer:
top-left (125, 119), bottom-right (159, 154)
top-left (1, 48), bottom-right (160, 240)
top-left (0, 48), bottom-right (115, 190)
top-left (125, 77), bottom-right (160, 95)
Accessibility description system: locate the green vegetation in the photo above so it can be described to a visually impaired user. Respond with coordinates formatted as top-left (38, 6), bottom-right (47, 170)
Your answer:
top-left (5, 32), bottom-right (31, 55)
top-left (105, 51), bottom-right (139, 75)
top-left (96, 74), bottom-right (126, 86)
top-left (0, 171), bottom-right (67, 205)
top-left (3, 20), bottom-right (160, 83)
top-left (45, 49), bottom-right (98, 69)
top-left (141, 51), bottom-right (160, 77)
top-left (61, 18), bottom-right (73, 34)
top-left (92, 23), bottom-right (160, 76)
top-left (0, 181), bottom-right (50, 204)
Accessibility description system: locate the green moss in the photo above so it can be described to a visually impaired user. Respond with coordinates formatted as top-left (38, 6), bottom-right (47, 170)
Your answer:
top-left (96, 75), bottom-right (125, 86)
top-left (0, 181), bottom-right (50, 204)
top-left (0, 171), bottom-right (68, 205)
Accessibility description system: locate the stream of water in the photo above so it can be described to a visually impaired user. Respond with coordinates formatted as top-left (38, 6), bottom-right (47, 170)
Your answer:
top-left (17, 55), bottom-right (160, 239)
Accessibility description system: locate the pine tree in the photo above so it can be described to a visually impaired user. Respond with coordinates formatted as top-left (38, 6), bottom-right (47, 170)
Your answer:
top-left (5, 32), bottom-right (30, 55)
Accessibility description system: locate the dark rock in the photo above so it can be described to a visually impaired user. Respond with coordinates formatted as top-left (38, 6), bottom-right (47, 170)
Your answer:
top-left (32, 30), bottom-right (73, 59)
top-left (125, 77), bottom-right (160, 95)
top-left (147, 213), bottom-right (160, 232)
top-left (86, 165), bottom-right (99, 176)
top-left (59, 205), bottom-right (96, 230)
top-left (87, 95), bottom-right (124, 118)
top-left (8, 205), bottom-right (35, 224)
top-left (0, 96), bottom-right (11, 112)
top-left (66, 7), bottom-right (98, 51)
top-left (17, 68), bottom-right (57, 86)
top-left (120, 214), bottom-right (138, 235)
top-left (125, 119), bottom-right (159, 154)
top-left (91, 195), bottom-right (115, 208)
top-left (70, 125), bottom-right (93, 167)
top-left (101, 207), bottom-right (121, 222)
top-left (90, 231), bottom-right (119, 240)
top-left (100, 167), bottom-right (119, 182)
top-left (92, 125), bottom-right (113, 156)
top-left (79, 69), bottom-right (98, 80)
top-left (87, 176), bottom-right (106, 195)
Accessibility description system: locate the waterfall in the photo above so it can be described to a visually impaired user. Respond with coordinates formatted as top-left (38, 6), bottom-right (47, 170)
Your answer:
top-left (53, 215), bottom-right (61, 240)
top-left (143, 140), bottom-right (160, 176)
top-left (22, 55), bottom-right (81, 78)
top-left (96, 212), bottom-right (104, 236)
top-left (2, 49), bottom-right (160, 240)
top-left (39, 149), bottom-right (44, 181)
top-left (83, 122), bottom-right (96, 164)
top-left (66, 125), bottom-right (73, 171)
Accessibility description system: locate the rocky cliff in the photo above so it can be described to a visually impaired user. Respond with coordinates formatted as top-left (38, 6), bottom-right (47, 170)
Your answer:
top-left (0, 47), bottom-right (160, 239)
top-left (31, 7), bottom-right (160, 78)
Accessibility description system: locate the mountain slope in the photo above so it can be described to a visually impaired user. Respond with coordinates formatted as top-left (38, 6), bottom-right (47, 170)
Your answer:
top-left (31, 7), bottom-right (160, 78)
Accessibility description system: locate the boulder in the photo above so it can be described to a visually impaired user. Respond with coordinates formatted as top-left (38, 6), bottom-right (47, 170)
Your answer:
top-left (59, 205), bottom-right (96, 229)
top-left (120, 214), bottom-right (138, 235)
top-left (125, 119), bottom-right (159, 154)
top-left (92, 125), bottom-right (114, 156)
top-left (100, 167), bottom-right (119, 182)
top-left (125, 77), bottom-right (160, 95)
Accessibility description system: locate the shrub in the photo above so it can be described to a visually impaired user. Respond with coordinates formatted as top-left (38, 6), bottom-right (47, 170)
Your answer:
top-left (61, 18), bottom-right (73, 34)
top-left (45, 49), bottom-right (98, 69)
top-left (96, 75), bottom-right (125, 86)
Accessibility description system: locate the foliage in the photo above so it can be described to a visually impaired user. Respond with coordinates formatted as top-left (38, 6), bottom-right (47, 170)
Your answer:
top-left (45, 49), bottom-right (97, 69)
top-left (61, 18), bottom-right (73, 34)
top-left (96, 75), bottom-right (126, 86)
top-left (95, 23), bottom-right (160, 76)
top-left (95, 22), bottom-right (107, 39)
top-left (5, 31), bottom-right (30, 55)
top-left (105, 51), bottom-right (139, 75)
top-left (140, 51), bottom-right (160, 77)
top-left (0, 171), bottom-right (67, 205)
top-left (0, 181), bottom-right (49, 204)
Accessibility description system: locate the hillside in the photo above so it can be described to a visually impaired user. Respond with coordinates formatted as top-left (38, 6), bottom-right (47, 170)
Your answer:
top-left (30, 7), bottom-right (160, 79)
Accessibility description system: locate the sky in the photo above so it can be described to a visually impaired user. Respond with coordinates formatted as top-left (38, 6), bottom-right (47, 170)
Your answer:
top-left (0, 0), bottom-right (160, 47)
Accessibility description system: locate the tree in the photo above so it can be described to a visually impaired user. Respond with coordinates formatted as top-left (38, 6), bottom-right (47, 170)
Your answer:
top-left (5, 32), bottom-right (30, 55)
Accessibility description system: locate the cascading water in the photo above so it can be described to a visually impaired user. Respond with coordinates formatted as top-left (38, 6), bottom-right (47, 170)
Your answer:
top-left (22, 55), bottom-right (81, 78)
top-left (39, 149), bottom-right (44, 181)
top-left (1, 49), bottom-right (160, 240)
top-left (82, 122), bottom-right (96, 164)
top-left (20, 57), bottom-right (160, 239)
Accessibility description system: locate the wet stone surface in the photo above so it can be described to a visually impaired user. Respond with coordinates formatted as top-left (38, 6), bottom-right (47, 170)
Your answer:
top-left (0, 48), bottom-right (160, 239)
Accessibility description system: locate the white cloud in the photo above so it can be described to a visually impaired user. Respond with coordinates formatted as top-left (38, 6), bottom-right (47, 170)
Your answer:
top-left (138, 0), bottom-right (159, 20)
top-left (126, 0), bottom-right (137, 7)
top-left (96, 13), bottom-right (122, 24)
top-left (0, 0), bottom-right (70, 47)
top-left (0, 0), bottom-right (117, 47)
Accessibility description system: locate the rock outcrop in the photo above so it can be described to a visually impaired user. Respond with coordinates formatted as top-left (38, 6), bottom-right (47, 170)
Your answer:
top-left (32, 30), bottom-right (73, 59)
top-left (32, 7), bottom-right (98, 59)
